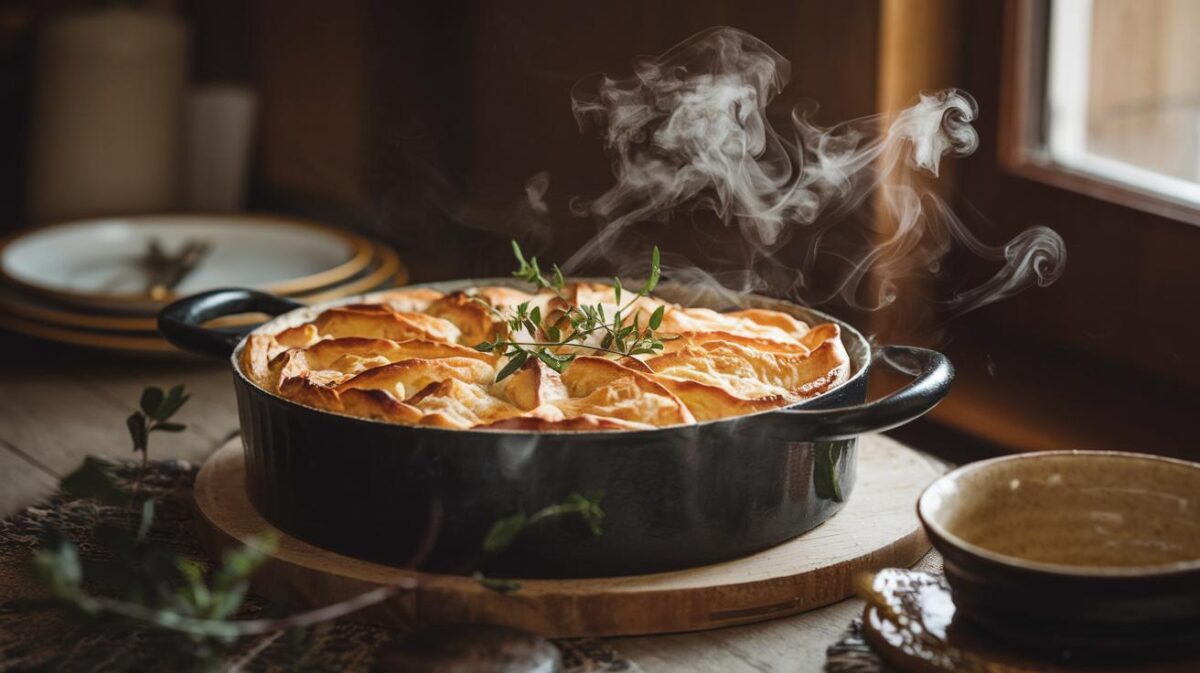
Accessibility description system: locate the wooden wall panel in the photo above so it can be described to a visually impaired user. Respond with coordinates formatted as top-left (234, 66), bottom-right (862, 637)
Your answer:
top-left (962, 0), bottom-right (1200, 387)
top-left (871, 0), bottom-right (963, 343)
top-left (464, 1), bottom-right (883, 274)
top-left (254, 0), bottom-right (369, 204)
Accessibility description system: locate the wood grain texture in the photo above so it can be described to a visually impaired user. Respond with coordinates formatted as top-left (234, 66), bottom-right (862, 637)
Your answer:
top-left (0, 333), bottom-right (241, 492)
top-left (616, 554), bottom-right (944, 673)
top-left (870, 0), bottom-right (962, 345)
top-left (0, 440), bottom-right (56, 517)
top-left (194, 434), bottom-right (936, 638)
top-left (0, 328), bottom-right (943, 671)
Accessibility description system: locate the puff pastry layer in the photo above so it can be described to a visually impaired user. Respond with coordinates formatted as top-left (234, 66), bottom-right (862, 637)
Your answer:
top-left (241, 284), bottom-right (851, 431)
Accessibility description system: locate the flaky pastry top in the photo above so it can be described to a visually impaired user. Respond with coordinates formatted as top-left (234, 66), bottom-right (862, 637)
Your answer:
top-left (240, 284), bottom-right (851, 431)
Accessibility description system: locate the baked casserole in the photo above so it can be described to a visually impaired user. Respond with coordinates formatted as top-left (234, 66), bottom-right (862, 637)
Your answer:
top-left (241, 283), bottom-right (850, 431)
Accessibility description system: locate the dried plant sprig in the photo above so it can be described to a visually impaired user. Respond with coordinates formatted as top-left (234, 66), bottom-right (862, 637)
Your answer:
top-left (479, 242), bottom-right (670, 381)
top-left (29, 385), bottom-right (441, 670)
top-left (33, 521), bottom-right (418, 640)
top-left (34, 383), bottom-right (608, 668)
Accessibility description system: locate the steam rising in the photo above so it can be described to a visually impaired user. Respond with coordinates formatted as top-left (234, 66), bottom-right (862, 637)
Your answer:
top-left (562, 26), bottom-right (1064, 314)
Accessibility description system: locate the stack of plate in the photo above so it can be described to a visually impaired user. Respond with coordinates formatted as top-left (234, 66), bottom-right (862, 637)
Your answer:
top-left (0, 214), bottom-right (407, 357)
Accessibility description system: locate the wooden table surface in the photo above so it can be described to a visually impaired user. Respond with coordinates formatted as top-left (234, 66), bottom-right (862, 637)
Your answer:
top-left (0, 331), bottom-right (938, 673)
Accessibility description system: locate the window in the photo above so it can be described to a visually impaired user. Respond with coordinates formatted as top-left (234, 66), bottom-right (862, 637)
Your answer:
top-left (1042, 0), bottom-right (1200, 207)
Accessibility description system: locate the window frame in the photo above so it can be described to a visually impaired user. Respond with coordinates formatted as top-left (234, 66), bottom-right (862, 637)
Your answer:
top-left (998, 0), bottom-right (1200, 227)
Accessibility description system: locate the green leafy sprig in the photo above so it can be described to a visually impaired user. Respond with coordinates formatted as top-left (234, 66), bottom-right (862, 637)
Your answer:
top-left (32, 503), bottom-right (278, 640)
top-left (127, 385), bottom-right (190, 456)
top-left (31, 386), bottom-right (426, 670)
top-left (476, 241), bottom-right (669, 381)
top-left (474, 490), bottom-right (606, 594)
top-left (33, 507), bottom-right (418, 647)
top-left (33, 384), bottom-right (612, 665)
top-left (121, 384), bottom-right (189, 505)
top-left (481, 490), bottom-right (606, 554)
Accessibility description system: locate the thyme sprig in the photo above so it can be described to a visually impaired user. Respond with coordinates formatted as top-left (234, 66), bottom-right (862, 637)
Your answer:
top-left (473, 490), bottom-right (606, 595)
top-left (476, 241), bottom-right (669, 381)
top-left (481, 490), bottom-right (606, 555)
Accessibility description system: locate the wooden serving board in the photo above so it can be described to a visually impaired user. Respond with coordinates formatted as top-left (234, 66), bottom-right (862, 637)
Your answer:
top-left (194, 435), bottom-right (937, 638)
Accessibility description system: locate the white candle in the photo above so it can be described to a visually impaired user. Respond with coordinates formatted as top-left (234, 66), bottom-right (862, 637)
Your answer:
top-left (183, 84), bottom-right (257, 212)
top-left (28, 8), bottom-right (188, 223)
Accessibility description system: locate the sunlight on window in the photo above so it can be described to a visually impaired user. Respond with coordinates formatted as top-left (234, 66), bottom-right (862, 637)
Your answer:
top-left (1046, 0), bottom-right (1200, 205)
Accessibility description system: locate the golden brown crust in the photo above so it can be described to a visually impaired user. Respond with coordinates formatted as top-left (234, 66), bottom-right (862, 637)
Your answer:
top-left (339, 388), bottom-right (423, 423)
top-left (724, 308), bottom-right (810, 341)
top-left (275, 323), bottom-right (321, 349)
top-left (245, 284), bottom-right (850, 431)
top-left (657, 306), bottom-right (808, 344)
top-left (374, 287), bottom-right (445, 313)
top-left (404, 378), bottom-right (522, 428)
top-left (652, 376), bottom-right (793, 421)
top-left (336, 357), bottom-right (495, 401)
top-left (492, 358), bottom-right (569, 410)
top-left (479, 413), bottom-right (656, 432)
top-left (278, 375), bottom-right (344, 411)
top-left (472, 286), bottom-right (541, 309)
top-left (661, 330), bottom-right (811, 354)
top-left (646, 324), bottom-right (849, 406)
top-left (241, 334), bottom-right (277, 389)
top-left (304, 337), bottom-right (495, 368)
top-left (423, 292), bottom-right (494, 345)
top-left (312, 305), bottom-right (461, 343)
top-left (557, 357), bottom-right (695, 426)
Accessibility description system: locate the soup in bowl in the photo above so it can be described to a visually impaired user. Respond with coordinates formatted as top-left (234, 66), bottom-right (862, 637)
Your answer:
top-left (918, 450), bottom-right (1200, 653)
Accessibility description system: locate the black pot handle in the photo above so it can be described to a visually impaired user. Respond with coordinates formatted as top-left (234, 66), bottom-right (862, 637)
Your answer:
top-left (773, 345), bottom-right (953, 440)
top-left (158, 288), bottom-right (304, 359)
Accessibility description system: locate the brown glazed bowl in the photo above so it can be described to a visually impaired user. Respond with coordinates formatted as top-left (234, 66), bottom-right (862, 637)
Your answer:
top-left (918, 451), bottom-right (1200, 656)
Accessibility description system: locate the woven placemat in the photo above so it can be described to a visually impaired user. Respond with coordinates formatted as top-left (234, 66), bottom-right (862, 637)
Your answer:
top-left (0, 458), bottom-right (639, 672)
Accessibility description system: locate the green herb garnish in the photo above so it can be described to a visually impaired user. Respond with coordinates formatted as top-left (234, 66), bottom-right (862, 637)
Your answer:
top-left (481, 490), bottom-right (606, 555)
top-left (127, 384), bottom-right (190, 453)
top-left (473, 573), bottom-right (523, 595)
top-left (479, 242), bottom-right (669, 381)
top-left (475, 490), bottom-right (606, 594)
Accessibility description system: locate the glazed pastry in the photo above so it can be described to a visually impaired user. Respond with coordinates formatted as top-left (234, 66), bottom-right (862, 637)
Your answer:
top-left (241, 284), bottom-right (850, 430)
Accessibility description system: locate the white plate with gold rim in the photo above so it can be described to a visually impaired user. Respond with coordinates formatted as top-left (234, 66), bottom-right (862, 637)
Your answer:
top-left (0, 313), bottom-right (180, 356)
top-left (0, 271), bottom-right (407, 359)
top-left (0, 214), bottom-right (374, 312)
top-left (0, 245), bottom-right (407, 333)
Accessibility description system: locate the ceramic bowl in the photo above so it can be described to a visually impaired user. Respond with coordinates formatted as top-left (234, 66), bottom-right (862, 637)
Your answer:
top-left (918, 450), bottom-right (1200, 654)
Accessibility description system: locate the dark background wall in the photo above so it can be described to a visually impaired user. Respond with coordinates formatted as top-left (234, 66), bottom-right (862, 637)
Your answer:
top-left (1, 0), bottom-right (1194, 455)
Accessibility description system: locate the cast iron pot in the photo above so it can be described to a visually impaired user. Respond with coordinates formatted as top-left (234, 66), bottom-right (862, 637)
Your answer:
top-left (159, 279), bottom-right (953, 578)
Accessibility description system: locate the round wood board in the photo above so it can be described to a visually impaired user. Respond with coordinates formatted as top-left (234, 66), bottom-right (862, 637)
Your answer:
top-left (194, 435), bottom-right (937, 638)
